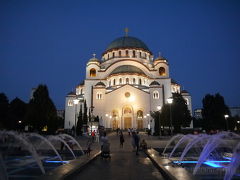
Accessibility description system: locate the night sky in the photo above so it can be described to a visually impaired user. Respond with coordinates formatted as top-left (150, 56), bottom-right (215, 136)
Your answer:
top-left (1, 0), bottom-right (240, 111)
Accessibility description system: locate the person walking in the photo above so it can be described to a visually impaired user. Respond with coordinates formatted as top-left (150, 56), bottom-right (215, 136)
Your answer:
top-left (133, 131), bottom-right (140, 155)
top-left (100, 131), bottom-right (108, 150)
top-left (119, 131), bottom-right (124, 148)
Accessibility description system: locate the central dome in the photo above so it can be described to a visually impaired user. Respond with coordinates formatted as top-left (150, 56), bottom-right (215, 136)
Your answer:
top-left (110, 65), bottom-right (146, 76)
top-left (106, 36), bottom-right (150, 52)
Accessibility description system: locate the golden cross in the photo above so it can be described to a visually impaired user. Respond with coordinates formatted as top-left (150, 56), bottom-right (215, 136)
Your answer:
top-left (124, 27), bottom-right (129, 37)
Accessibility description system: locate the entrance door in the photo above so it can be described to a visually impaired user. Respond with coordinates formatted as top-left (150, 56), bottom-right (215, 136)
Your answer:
top-left (137, 120), bottom-right (143, 129)
top-left (124, 117), bottom-right (132, 129)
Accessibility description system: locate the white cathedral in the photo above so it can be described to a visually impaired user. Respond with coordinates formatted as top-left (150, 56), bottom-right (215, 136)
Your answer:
top-left (64, 33), bottom-right (192, 131)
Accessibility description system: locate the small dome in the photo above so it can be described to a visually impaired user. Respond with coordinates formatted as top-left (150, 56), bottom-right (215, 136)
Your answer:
top-left (149, 81), bottom-right (160, 86)
top-left (110, 65), bottom-right (145, 76)
top-left (95, 82), bottom-right (106, 87)
top-left (88, 57), bottom-right (100, 63)
top-left (105, 36), bottom-right (151, 53)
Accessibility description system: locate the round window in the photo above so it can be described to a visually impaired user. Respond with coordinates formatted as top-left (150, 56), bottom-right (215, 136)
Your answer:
top-left (125, 92), bottom-right (130, 98)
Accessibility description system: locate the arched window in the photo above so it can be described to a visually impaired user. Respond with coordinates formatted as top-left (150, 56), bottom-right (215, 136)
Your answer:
top-left (159, 67), bottom-right (166, 76)
top-left (119, 51), bottom-right (121, 57)
top-left (133, 78), bottom-right (136, 84)
top-left (139, 52), bottom-right (142, 57)
top-left (119, 78), bottom-right (122, 84)
top-left (153, 91), bottom-right (159, 99)
top-left (137, 110), bottom-right (143, 118)
top-left (80, 89), bottom-right (83, 94)
top-left (112, 52), bottom-right (115, 58)
top-left (139, 79), bottom-right (142, 85)
top-left (185, 98), bottom-right (189, 105)
top-left (113, 79), bottom-right (116, 86)
top-left (124, 107), bottom-right (132, 114)
top-left (68, 99), bottom-right (73, 106)
top-left (96, 92), bottom-right (103, 99)
top-left (133, 50), bottom-right (136, 57)
top-left (109, 81), bottom-right (111, 87)
top-left (126, 50), bottom-right (129, 57)
top-left (126, 78), bottom-right (129, 84)
top-left (107, 54), bottom-right (109, 59)
top-left (90, 68), bottom-right (96, 77)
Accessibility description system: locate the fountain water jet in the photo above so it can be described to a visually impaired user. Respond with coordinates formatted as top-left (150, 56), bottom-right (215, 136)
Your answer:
top-left (224, 142), bottom-right (240, 180)
top-left (48, 136), bottom-right (76, 159)
top-left (27, 133), bottom-right (63, 162)
top-left (58, 134), bottom-right (84, 155)
top-left (1, 131), bottom-right (45, 174)
top-left (169, 134), bottom-right (195, 158)
top-left (162, 134), bottom-right (184, 155)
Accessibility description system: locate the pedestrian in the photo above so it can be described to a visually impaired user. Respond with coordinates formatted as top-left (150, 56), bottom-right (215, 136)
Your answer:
top-left (119, 131), bottom-right (124, 148)
top-left (86, 137), bottom-right (93, 156)
top-left (100, 131), bottom-right (108, 150)
top-left (134, 131), bottom-right (140, 155)
top-left (131, 131), bottom-right (136, 151)
top-left (140, 139), bottom-right (147, 150)
top-left (91, 130), bottom-right (96, 142)
top-left (128, 128), bottom-right (131, 136)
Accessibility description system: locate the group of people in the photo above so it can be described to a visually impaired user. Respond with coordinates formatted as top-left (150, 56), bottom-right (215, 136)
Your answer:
top-left (118, 129), bottom-right (148, 155)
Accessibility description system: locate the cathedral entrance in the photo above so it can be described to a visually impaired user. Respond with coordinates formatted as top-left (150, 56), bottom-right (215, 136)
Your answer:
top-left (122, 106), bottom-right (133, 129)
top-left (111, 110), bottom-right (119, 130)
top-left (124, 117), bottom-right (132, 129)
top-left (137, 120), bottom-right (143, 129)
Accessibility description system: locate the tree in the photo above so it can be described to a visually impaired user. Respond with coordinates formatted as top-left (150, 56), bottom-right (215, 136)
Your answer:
top-left (0, 93), bottom-right (9, 129)
top-left (8, 97), bottom-right (26, 130)
top-left (158, 93), bottom-right (191, 134)
top-left (151, 111), bottom-right (161, 135)
top-left (202, 93), bottom-right (230, 131)
top-left (76, 104), bottom-right (83, 135)
top-left (24, 84), bottom-right (58, 134)
top-left (83, 100), bottom-right (88, 125)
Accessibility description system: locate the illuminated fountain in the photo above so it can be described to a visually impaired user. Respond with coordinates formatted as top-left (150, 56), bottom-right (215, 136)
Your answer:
top-left (161, 131), bottom-right (240, 180)
top-left (0, 130), bottom-right (84, 179)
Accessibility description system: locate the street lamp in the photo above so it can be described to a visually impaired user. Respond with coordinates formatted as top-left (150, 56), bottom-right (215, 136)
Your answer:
top-left (90, 106), bottom-right (94, 133)
top-left (157, 106), bottom-right (162, 136)
top-left (224, 114), bottom-right (229, 131)
top-left (167, 97), bottom-right (173, 135)
top-left (73, 99), bottom-right (80, 137)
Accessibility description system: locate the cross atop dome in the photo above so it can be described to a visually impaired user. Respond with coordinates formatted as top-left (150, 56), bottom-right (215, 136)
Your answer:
top-left (124, 27), bottom-right (129, 37)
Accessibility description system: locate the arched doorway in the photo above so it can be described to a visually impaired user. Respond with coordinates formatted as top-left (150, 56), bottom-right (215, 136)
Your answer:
top-left (123, 106), bottom-right (133, 129)
top-left (137, 110), bottom-right (143, 129)
top-left (112, 110), bottom-right (119, 130)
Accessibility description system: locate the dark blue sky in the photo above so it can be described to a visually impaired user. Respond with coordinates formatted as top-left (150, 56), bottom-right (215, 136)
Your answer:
top-left (1, 0), bottom-right (240, 110)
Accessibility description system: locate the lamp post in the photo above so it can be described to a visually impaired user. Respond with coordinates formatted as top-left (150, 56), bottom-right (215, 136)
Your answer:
top-left (224, 114), bottom-right (229, 131)
top-left (73, 99), bottom-right (80, 137)
top-left (157, 106), bottom-right (162, 136)
top-left (167, 97), bottom-right (173, 135)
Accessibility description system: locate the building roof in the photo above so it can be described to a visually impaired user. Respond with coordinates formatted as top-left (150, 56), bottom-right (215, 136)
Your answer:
top-left (95, 81), bottom-right (106, 86)
top-left (88, 57), bottom-right (100, 63)
top-left (181, 90), bottom-right (189, 94)
top-left (106, 36), bottom-right (150, 52)
top-left (109, 65), bottom-right (146, 76)
top-left (149, 81), bottom-right (160, 86)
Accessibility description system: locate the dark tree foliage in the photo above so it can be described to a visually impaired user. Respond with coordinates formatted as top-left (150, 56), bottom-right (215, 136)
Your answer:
top-left (171, 93), bottom-right (192, 132)
top-left (76, 104), bottom-right (83, 135)
top-left (0, 93), bottom-right (9, 128)
top-left (83, 100), bottom-right (88, 124)
top-left (8, 98), bottom-right (27, 130)
top-left (157, 93), bottom-right (192, 134)
top-left (202, 93), bottom-right (230, 131)
top-left (24, 84), bottom-right (58, 134)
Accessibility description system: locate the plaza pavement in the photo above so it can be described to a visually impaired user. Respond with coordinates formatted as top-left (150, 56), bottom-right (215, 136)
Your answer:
top-left (71, 131), bottom-right (169, 180)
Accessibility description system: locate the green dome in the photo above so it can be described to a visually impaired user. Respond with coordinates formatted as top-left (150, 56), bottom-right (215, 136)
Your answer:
top-left (110, 65), bottom-right (145, 76)
top-left (106, 36), bottom-right (150, 52)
